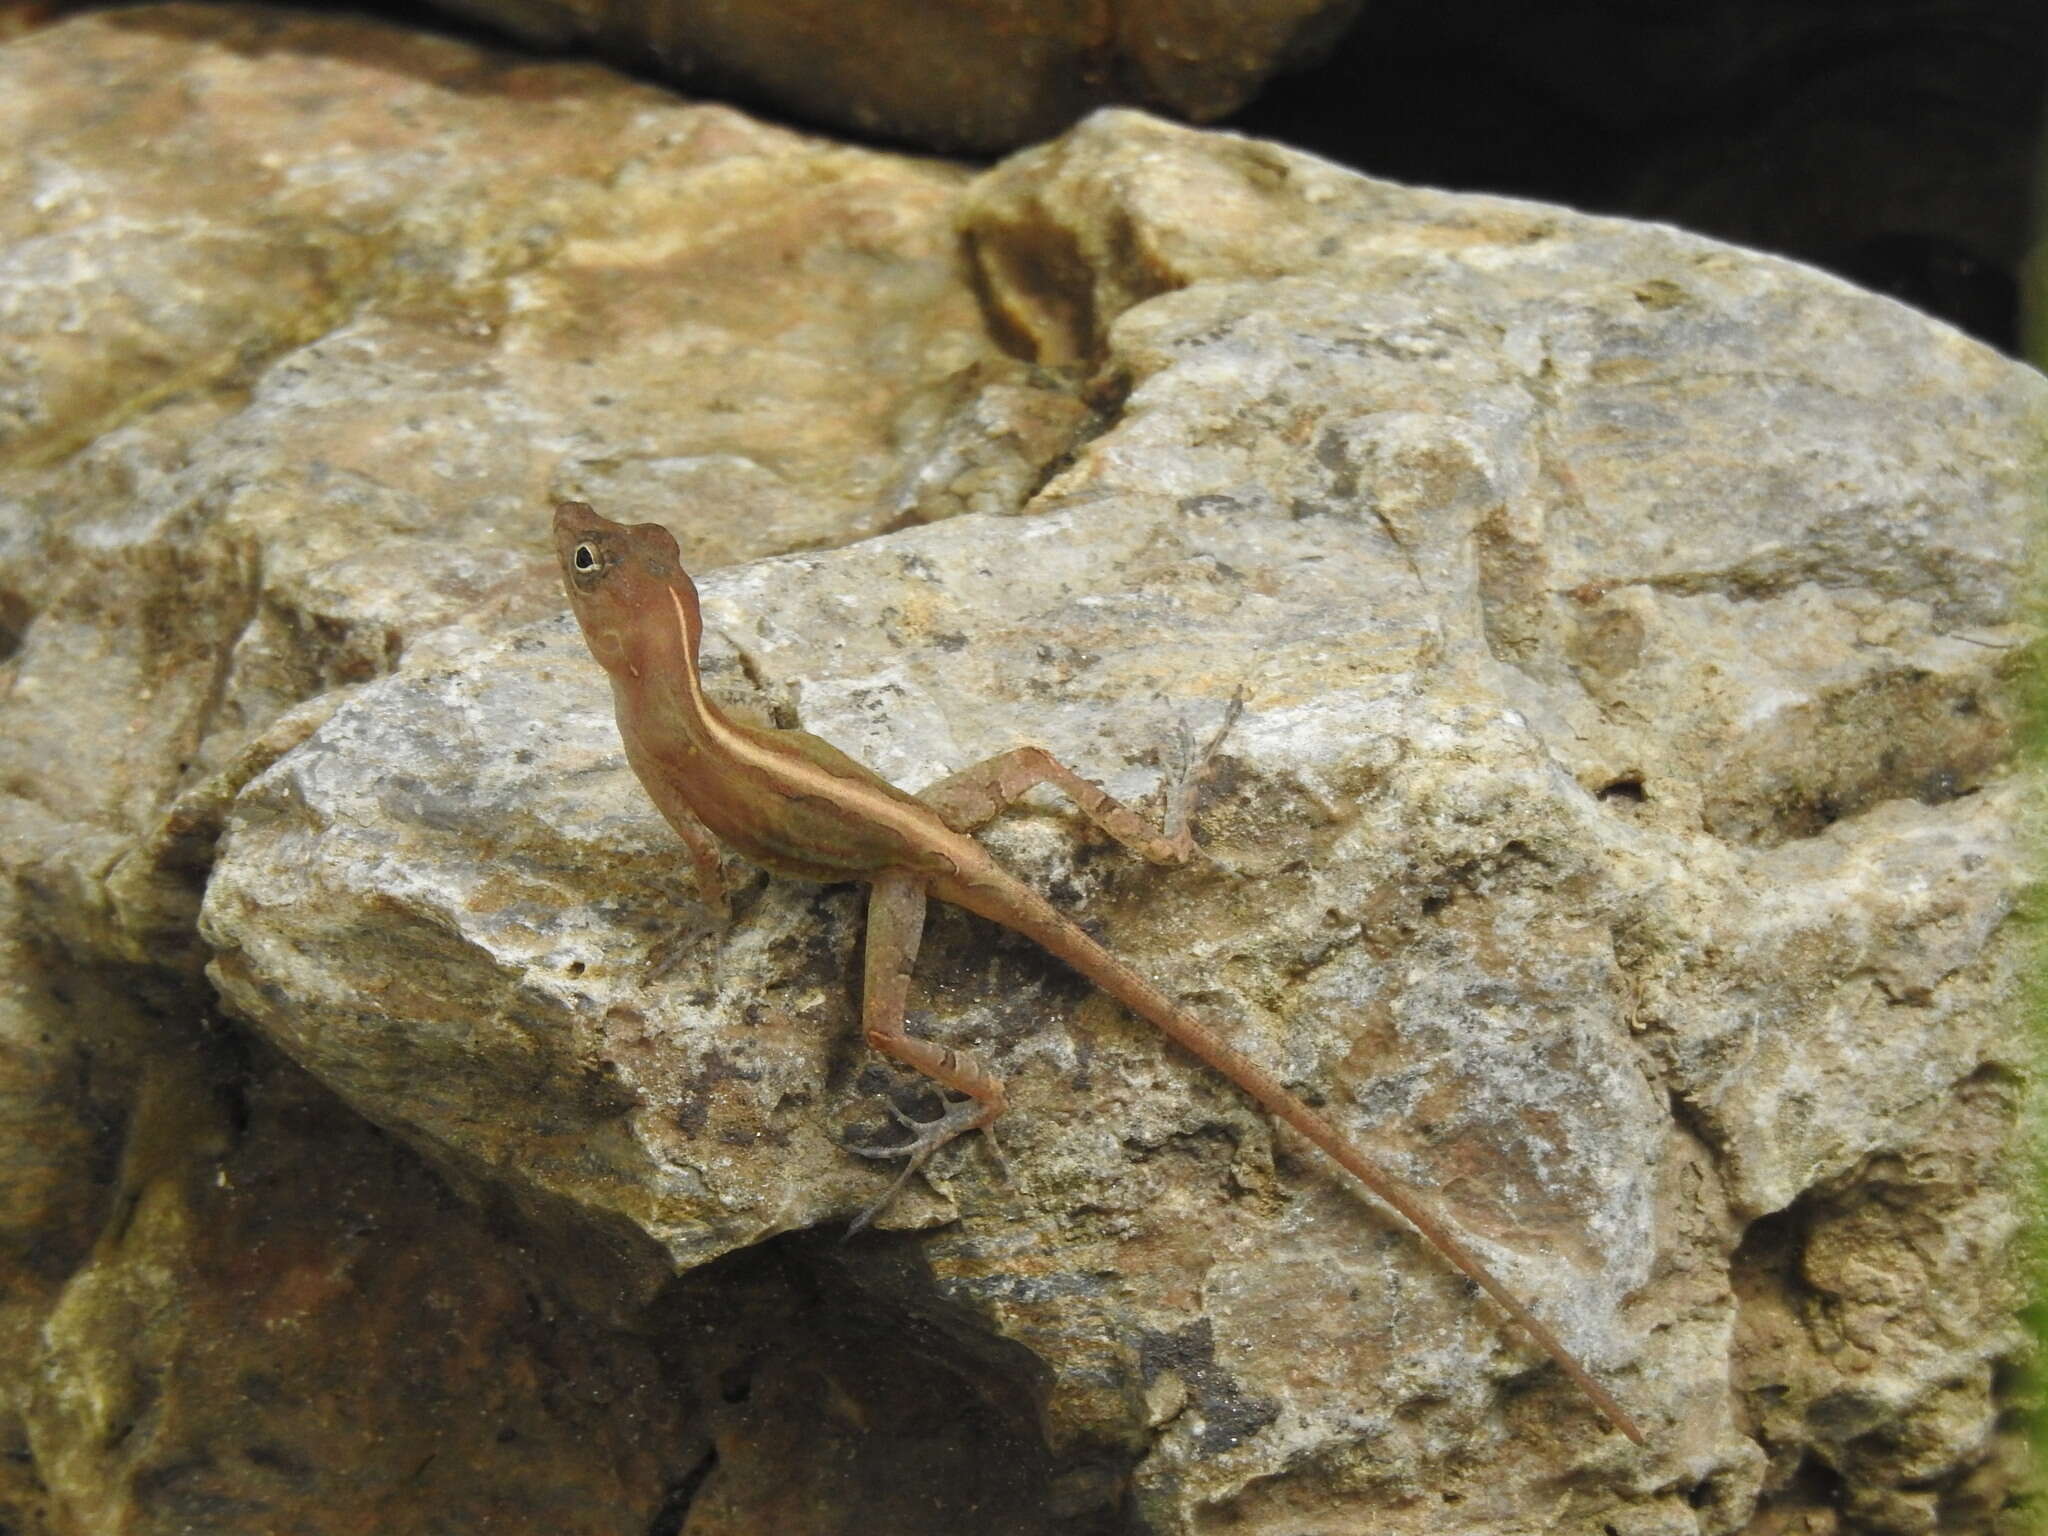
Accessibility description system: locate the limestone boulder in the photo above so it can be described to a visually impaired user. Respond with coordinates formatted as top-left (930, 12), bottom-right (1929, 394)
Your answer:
top-left (0, 10), bottom-right (2035, 1535)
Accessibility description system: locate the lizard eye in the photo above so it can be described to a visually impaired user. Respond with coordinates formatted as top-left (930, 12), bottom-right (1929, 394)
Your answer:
top-left (573, 542), bottom-right (602, 573)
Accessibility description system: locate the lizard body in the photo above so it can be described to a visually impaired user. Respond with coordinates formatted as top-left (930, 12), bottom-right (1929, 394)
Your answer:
top-left (553, 499), bottom-right (1644, 1445)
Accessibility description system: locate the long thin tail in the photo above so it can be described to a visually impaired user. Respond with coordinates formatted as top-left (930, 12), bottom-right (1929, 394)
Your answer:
top-left (984, 884), bottom-right (1645, 1445)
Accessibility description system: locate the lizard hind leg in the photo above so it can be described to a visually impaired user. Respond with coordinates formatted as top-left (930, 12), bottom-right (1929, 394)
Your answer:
top-left (845, 872), bottom-right (1009, 1235)
top-left (916, 689), bottom-right (1244, 861)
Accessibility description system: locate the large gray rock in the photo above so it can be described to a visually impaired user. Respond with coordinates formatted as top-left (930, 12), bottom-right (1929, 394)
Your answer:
top-left (208, 109), bottom-right (2035, 1536)
top-left (2, 10), bottom-right (2036, 1535)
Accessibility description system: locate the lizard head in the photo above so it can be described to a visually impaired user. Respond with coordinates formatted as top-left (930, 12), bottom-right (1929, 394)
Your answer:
top-left (553, 500), bottom-right (704, 677)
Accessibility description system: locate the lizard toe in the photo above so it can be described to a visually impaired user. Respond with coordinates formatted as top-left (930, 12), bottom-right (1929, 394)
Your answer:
top-left (843, 1097), bottom-right (997, 1235)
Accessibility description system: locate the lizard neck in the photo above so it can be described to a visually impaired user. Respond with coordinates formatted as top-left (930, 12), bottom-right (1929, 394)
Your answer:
top-left (608, 580), bottom-right (733, 760)
top-left (668, 580), bottom-right (713, 703)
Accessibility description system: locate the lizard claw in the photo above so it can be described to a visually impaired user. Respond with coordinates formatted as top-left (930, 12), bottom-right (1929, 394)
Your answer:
top-left (1159, 687), bottom-right (1246, 857)
top-left (844, 1097), bottom-right (999, 1236)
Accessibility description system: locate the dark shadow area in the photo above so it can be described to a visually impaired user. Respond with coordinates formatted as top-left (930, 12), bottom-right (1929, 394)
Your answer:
top-left (643, 1228), bottom-right (1135, 1535)
top-left (1228, 0), bottom-right (2039, 354)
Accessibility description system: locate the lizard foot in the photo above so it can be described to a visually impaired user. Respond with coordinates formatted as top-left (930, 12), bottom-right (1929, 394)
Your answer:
top-left (845, 1098), bottom-right (1002, 1236)
top-left (1158, 687), bottom-right (1246, 858)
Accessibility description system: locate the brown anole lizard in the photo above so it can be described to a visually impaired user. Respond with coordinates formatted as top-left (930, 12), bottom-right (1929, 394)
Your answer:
top-left (552, 499), bottom-right (1644, 1444)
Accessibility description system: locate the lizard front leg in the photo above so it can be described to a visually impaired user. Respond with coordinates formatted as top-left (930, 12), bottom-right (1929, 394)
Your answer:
top-left (845, 870), bottom-right (1008, 1233)
top-left (652, 792), bottom-right (734, 920)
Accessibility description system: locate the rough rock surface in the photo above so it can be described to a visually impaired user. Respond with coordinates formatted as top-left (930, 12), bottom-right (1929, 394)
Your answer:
top-left (0, 9), bottom-right (2037, 1536)
top-left (0, 4), bottom-right (998, 975)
